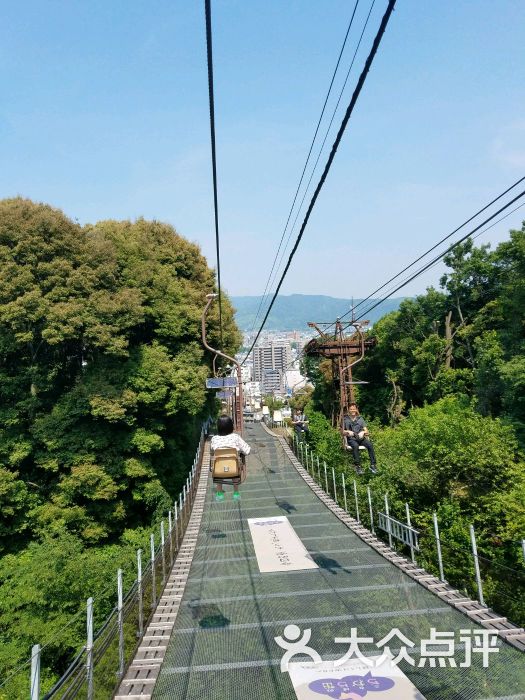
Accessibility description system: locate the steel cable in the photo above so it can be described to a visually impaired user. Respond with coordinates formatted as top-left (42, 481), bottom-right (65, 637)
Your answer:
top-left (249, 0), bottom-right (362, 336)
top-left (263, 0), bottom-right (377, 318)
top-left (205, 0), bottom-right (224, 349)
top-left (242, 0), bottom-right (397, 365)
top-left (327, 176), bottom-right (525, 328)
top-left (355, 200), bottom-right (525, 320)
top-left (355, 187), bottom-right (525, 321)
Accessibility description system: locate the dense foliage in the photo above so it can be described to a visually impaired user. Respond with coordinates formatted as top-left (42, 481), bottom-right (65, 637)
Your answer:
top-left (0, 198), bottom-right (240, 694)
top-left (303, 225), bottom-right (525, 625)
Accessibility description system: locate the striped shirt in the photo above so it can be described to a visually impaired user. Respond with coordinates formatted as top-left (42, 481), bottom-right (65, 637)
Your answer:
top-left (210, 433), bottom-right (251, 455)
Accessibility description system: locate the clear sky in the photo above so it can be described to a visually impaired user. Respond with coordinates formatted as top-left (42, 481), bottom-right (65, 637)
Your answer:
top-left (1, 1), bottom-right (524, 302)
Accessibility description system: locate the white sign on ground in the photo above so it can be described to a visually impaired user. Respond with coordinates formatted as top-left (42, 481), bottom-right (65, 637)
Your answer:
top-left (248, 516), bottom-right (319, 573)
top-left (288, 658), bottom-right (427, 699)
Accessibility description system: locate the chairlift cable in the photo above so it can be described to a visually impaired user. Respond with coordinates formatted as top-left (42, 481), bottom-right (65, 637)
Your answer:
top-left (355, 188), bottom-right (525, 321)
top-left (205, 0), bottom-right (224, 349)
top-left (242, 0), bottom-right (397, 365)
top-left (355, 200), bottom-right (525, 320)
top-left (337, 175), bottom-right (525, 325)
top-left (264, 0), bottom-right (377, 310)
top-left (249, 0), bottom-right (362, 336)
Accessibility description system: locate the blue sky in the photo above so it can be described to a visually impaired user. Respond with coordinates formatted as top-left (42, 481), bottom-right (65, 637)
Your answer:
top-left (1, 0), bottom-right (524, 301)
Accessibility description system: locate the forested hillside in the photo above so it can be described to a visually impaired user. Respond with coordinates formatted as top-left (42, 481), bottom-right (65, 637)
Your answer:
top-left (231, 294), bottom-right (405, 330)
top-left (301, 225), bottom-right (525, 625)
top-left (0, 198), bottom-right (239, 695)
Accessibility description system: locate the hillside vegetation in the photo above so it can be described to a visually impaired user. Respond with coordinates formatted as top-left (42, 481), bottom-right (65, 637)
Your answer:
top-left (301, 224), bottom-right (525, 625)
top-left (0, 198), bottom-right (239, 695)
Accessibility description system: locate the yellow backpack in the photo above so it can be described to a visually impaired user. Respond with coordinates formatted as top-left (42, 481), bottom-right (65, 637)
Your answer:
top-left (211, 447), bottom-right (246, 481)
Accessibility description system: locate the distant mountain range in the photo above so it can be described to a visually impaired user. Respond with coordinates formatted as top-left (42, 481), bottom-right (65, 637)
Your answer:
top-left (231, 294), bottom-right (406, 331)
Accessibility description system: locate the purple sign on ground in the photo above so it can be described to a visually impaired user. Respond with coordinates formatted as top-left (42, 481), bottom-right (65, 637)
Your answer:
top-left (309, 672), bottom-right (395, 698)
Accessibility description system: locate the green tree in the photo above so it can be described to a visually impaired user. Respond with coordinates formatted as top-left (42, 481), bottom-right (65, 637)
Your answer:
top-left (0, 198), bottom-right (242, 692)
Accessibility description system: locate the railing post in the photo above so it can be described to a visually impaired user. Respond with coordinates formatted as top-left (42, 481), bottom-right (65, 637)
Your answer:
top-left (150, 533), bottom-right (156, 608)
top-left (323, 462), bottom-right (328, 492)
top-left (367, 486), bottom-right (375, 534)
top-left (137, 549), bottom-right (144, 638)
top-left (470, 524), bottom-right (485, 606)
top-left (304, 444), bottom-right (309, 471)
top-left (117, 568), bottom-right (125, 678)
top-left (384, 494), bottom-right (393, 548)
top-left (332, 468), bottom-right (337, 503)
top-left (342, 473), bottom-right (348, 512)
top-left (405, 503), bottom-right (415, 563)
top-left (86, 597), bottom-right (94, 700)
top-left (168, 511), bottom-right (174, 566)
top-left (522, 539), bottom-right (525, 564)
top-left (353, 480), bottom-right (360, 523)
top-left (316, 456), bottom-right (320, 482)
top-left (160, 521), bottom-right (166, 584)
top-left (30, 644), bottom-right (40, 700)
top-left (174, 502), bottom-right (179, 550)
top-left (433, 512), bottom-right (445, 582)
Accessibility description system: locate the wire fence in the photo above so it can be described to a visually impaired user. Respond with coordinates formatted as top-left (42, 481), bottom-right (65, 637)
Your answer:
top-left (288, 431), bottom-right (525, 628)
top-left (0, 419), bottom-right (210, 700)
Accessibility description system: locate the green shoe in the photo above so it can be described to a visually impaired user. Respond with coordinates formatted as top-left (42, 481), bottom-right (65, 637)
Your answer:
top-left (232, 492), bottom-right (241, 501)
top-left (215, 491), bottom-right (225, 502)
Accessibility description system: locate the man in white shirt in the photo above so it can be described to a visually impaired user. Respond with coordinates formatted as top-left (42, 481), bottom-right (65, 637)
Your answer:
top-left (210, 415), bottom-right (251, 502)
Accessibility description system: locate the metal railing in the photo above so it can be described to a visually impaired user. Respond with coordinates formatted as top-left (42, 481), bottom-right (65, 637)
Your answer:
top-left (1, 419), bottom-right (210, 700)
top-left (377, 511), bottom-right (420, 552)
top-left (289, 431), bottom-right (525, 618)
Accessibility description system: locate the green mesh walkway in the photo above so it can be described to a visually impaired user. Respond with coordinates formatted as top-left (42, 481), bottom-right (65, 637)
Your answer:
top-left (153, 423), bottom-right (525, 699)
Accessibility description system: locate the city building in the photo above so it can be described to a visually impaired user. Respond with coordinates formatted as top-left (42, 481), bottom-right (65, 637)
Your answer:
top-left (252, 340), bottom-right (292, 395)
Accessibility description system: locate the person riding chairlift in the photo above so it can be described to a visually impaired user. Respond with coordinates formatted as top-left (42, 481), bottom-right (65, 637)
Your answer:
top-left (343, 402), bottom-right (378, 475)
top-left (292, 410), bottom-right (309, 437)
top-left (210, 415), bottom-right (251, 502)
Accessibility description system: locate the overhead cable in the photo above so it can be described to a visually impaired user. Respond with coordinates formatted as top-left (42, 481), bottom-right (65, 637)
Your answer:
top-left (249, 0), bottom-right (361, 335)
top-left (242, 0), bottom-right (397, 364)
top-left (355, 200), bottom-right (525, 320)
top-left (266, 0), bottom-right (377, 307)
top-left (205, 0), bottom-right (224, 348)
top-left (343, 175), bottom-right (525, 321)
top-left (355, 187), bottom-right (525, 321)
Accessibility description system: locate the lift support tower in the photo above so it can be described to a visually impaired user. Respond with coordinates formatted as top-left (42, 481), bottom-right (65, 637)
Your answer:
top-left (304, 319), bottom-right (375, 432)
